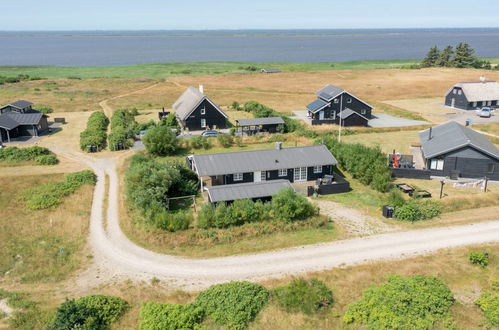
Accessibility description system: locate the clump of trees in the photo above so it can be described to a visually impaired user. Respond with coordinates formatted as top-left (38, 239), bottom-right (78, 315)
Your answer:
top-left (50, 295), bottom-right (128, 330)
top-left (80, 111), bottom-right (109, 152)
top-left (322, 137), bottom-right (393, 192)
top-left (125, 154), bottom-right (198, 231)
top-left (142, 113), bottom-right (181, 156)
top-left (236, 101), bottom-right (301, 133)
top-left (421, 43), bottom-right (492, 69)
top-left (272, 278), bottom-right (333, 315)
top-left (343, 275), bottom-right (455, 328)
top-left (108, 109), bottom-right (139, 151)
top-left (198, 188), bottom-right (319, 229)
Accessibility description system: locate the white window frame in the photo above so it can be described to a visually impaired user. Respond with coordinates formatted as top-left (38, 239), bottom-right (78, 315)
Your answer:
top-left (278, 168), bottom-right (287, 177)
top-left (200, 107), bottom-right (206, 115)
top-left (453, 89), bottom-right (457, 95)
top-left (334, 98), bottom-right (339, 104)
top-left (200, 118), bottom-right (206, 128)
top-left (458, 90), bottom-right (462, 95)
top-left (361, 109), bottom-right (367, 115)
top-left (313, 165), bottom-right (322, 174)
top-left (261, 171), bottom-right (267, 181)
top-left (233, 173), bottom-right (243, 181)
top-left (430, 159), bottom-right (444, 171)
top-left (347, 98), bottom-right (352, 103)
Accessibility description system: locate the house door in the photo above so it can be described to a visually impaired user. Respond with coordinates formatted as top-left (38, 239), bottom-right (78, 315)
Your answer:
top-left (254, 171), bottom-right (261, 182)
top-left (293, 167), bottom-right (307, 182)
top-left (451, 98), bottom-right (455, 108)
top-left (319, 111), bottom-right (325, 120)
top-left (201, 119), bottom-right (206, 128)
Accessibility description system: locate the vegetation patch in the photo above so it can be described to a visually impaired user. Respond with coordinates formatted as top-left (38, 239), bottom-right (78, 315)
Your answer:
top-left (50, 295), bottom-right (128, 330)
top-left (239, 101), bottom-right (300, 133)
top-left (80, 111), bottom-right (109, 151)
top-left (139, 302), bottom-right (204, 330)
top-left (190, 136), bottom-right (212, 150)
top-left (0, 289), bottom-right (52, 329)
top-left (421, 42), bottom-right (492, 69)
top-left (468, 251), bottom-right (490, 268)
top-left (476, 291), bottom-right (499, 327)
top-left (20, 170), bottom-right (96, 210)
top-left (0, 74), bottom-right (43, 85)
top-left (343, 275), bottom-right (455, 329)
top-left (0, 146), bottom-right (58, 165)
top-left (272, 278), bottom-right (333, 315)
top-left (108, 108), bottom-right (139, 151)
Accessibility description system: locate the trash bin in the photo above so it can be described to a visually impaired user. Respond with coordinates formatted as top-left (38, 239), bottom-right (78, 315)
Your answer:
top-left (307, 186), bottom-right (315, 197)
top-left (382, 205), bottom-right (394, 218)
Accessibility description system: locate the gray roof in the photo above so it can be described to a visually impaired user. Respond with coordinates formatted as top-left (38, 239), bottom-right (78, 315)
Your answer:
top-left (419, 121), bottom-right (499, 160)
top-left (450, 81), bottom-right (499, 102)
top-left (316, 84), bottom-right (344, 101)
top-left (173, 86), bottom-right (226, 121)
top-left (339, 108), bottom-right (368, 121)
top-left (206, 180), bottom-right (293, 203)
top-left (306, 98), bottom-right (329, 112)
top-left (0, 111), bottom-right (43, 130)
top-left (193, 144), bottom-right (337, 177)
top-left (236, 117), bottom-right (285, 126)
top-left (261, 68), bottom-right (282, 73)
top-left (8, 100), bottom-right (33, 110)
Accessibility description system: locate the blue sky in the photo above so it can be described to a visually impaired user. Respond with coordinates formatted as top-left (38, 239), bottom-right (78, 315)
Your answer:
top-left (1, 0), bottom-right (499, 30)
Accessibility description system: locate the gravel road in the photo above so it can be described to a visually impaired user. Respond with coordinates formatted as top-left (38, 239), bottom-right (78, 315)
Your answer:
top-left (52, 148), bottom-right (499, 290)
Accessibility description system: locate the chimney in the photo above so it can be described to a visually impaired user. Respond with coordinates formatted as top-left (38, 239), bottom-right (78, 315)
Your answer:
top-left (199, 84), bottom-right (204, 94)
top-left (275, 142), bottom-right (282, 150)
top-left (428, 127), bottom-right (433, 140)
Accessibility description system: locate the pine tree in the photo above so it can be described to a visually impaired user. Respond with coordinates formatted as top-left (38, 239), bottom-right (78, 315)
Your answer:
top-left (436, 45), bottom-right (454, 67)
top-left (452, 42), bottom-right (478, 68)
top-left (421, 46), bottom-right (440, 67)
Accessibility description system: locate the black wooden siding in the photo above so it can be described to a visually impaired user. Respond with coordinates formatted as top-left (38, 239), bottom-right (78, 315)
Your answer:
top-left (445, 87), bottom-right (499, 110)
top-left (183, 99), bottom-right (228, 131)
top-left (310, 93), bottom-right (371, 126)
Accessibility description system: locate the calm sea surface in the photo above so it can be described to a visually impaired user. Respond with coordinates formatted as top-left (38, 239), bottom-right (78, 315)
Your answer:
top-left (1, 29), bottom-right (498, 66)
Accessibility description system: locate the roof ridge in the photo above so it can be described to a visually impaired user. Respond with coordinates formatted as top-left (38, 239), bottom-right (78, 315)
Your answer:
top-left (193, 144), bottom-right (325, 158)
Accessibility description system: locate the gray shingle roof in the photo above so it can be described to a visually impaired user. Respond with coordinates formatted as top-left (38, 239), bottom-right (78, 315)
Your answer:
top-left (173, 86), bottom-right (226, 121)
top-left (339, 108), bottom-right (368, 121)
top-left (451, 81), bottom-right (499, 102)
top-left (419, 121), bottom-right (499, 160)
top-left (236, 117), bottom-right (285, 126)
top-left (193, 145), bottom-right (337, 177)
top-left (0, 113), bottom-right (20, 130)
top-left (8, 100), bottom-right (33, 110)
top-left (206, 180), bottom-right (293, 203)
top-left (306, 98), bottom-right (329, 112)
top-left (315, 84), bottom-right (344, 101)
top-left (0, 111), bottom-right (43, 130)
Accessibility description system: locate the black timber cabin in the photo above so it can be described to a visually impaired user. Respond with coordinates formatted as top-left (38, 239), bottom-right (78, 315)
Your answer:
top-left (173, 85), bottom-right (228, 131)
top-left (444, 79), bottom-right (499, 110)
top-left (0, 100), bottom-right (49, 143)
top-left (419, 121), bottom-right (499, 180)
top-left (190, 143), bottom-right (338, 190)
top-left (306, 84), bottom-right (373, 126)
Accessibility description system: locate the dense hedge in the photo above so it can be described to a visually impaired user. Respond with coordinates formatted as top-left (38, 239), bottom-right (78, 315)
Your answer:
top-left (344, 275), bottom-right (455, 329)
top-left (0, 146), bottom-right (57, 164)
top-left (142, 125), bottom-right (179, 156)
top-left (109, 109), bottom-right (138, 151)
top-left (476, 291), bottom-right (499, 327)
top-left (198, 188), bottom-right (319, 229)
top-left (241, 101), bottom-right (300, 133)
top-left (0, 74), bottom-right (42, 85)
top-left (322, 137), bottom-right (393, 192)
top-left (21, 170), bottom-right (96, 210)
top-left (139, 303), bottom-right (204, 330)
top-left (273, 278), bottom-right (333, 314)
top-left (80, 111), bottom-right (109, 151)
top-left (194, 281), bottom-right (270, 330)
top-left (125, 154), bottom-right (198, 231)
top-left (190, 136), bottom-right (212, 149)
top-left (50, 295), bottom-right (128, 330)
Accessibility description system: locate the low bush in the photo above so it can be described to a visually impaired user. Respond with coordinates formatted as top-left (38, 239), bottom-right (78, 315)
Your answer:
top-left (217, 134), bottom-right (234, 147)
top-left (386, 189), bottom-right (406, 208)
top-left (271, 188), bottom-right (319, 222)
top-left (343, 275), bottom-right (455, 329)
top-left (475, 291), bottom-right (499, 326)
top-left (159, 113), bottom-right (180, 129)
top-left (21, 170), bottom-right (96, 210)
top-left (142, 125), bottom-right (179, 156)
top-left (0, 146), bottom-right (51, 163)
top-left (468, 251), bottom-right (489, 267)
top-left (37, 105), bottom-right (53, 114)
top-left (35, 154), bottom-right (59, 165)
top-left (80, 111), bottom-right (109, 151)
top-left (394, 199), bottom-right (442, 222)
top-left (139, 302), bottom-right (204, 330)
top-left (152, 209), bottom-right (193, 232)
top-left (194, 281), bottom-right (270, 330)
top-left (273, 278), bottom-right (333, 314)
top-left (191, 136), bottom-right (212, 149)
top-left (50, 295), bottom-right (127, 330)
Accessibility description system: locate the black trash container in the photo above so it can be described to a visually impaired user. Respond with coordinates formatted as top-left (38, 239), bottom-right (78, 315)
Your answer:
top-left (382, 205), bottom-right (394, 218)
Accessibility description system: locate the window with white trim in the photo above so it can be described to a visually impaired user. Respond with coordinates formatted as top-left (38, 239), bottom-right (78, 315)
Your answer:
top-left (278, 168), bottom-right (287, 177)
top-left (200, 118), bottom-right (206, 128)
top-left (361, 109), bottom-right (367, 115)
top-left (453, 89), bottom-right (457, 94)
top-left (261, 171), bottom-right (267, 181)
top-left (334, 98), bottom-right (339, 104)
top-left (458, 90), bottom-right (462, 95)
top-left (200, 107), bottom-right (206, 115)
top-left (487, 163), bottom-right (495, 174)
top-left (233, 173), bottom-right (243, 181)
top-left (430, 159), bottom-right (444, 170)
top-left (347, 98), bottom-right (352, 103)
top-left (313, 165), bottom-right (322, 173)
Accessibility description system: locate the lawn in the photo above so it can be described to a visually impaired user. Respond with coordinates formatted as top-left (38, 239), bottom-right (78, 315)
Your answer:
top-left (341, 129), bottom-right (420, 154)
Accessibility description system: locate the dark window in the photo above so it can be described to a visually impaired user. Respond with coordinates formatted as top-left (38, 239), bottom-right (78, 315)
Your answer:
top-left (487, 163), bottom-right (495, 174)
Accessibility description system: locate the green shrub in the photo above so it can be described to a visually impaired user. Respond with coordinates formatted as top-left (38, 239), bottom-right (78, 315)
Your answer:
top-left (229, 127), bottom-right (236, 136)
top-left (468, 252), bottom-right (489, 267)
top-left (273, 278), bottom-right (333, 314)
top-left (80, 111), bottom-right (109, 151)
top-left (35, 154), bottom-right (59, 165)
top-left (270, 188), bottom-right (319, 222)
top-left (217, 134), bottom-right (234, 148)
top-left (159, 113), bottom-right (180, 129)
top-left (21, 170), bottom-right (96, 210)
top-left (190, 136), bottom-right (211, 149)
top-left (142, 125), bottom-right (179, 156)
top-left (50, 295), bottom-right (127, 330)
top-left (343, 275), bottom-right (455, 329)
top-left (108, 109), bottom-right (138, 151)
top-left (108, 126), bottom-right (134, 151)
top-left (475, 291), bottom-right (499, 326)
top-left (242, 101), bottom-right (301, 133)
top-left (394, 199), bottom-right (442, 222)
top-left (194, 281), bottom-right (269, 329)
top-left (386, 189), bottom-right (406, 208)
top-left (153, 210), bottom-right (193, 232)
top-left (139, 302), bottom-right (204, 330)
top-left (37, 105), bottom-right (53, 114)
top-left (0, 146), bottom-right (51, 163)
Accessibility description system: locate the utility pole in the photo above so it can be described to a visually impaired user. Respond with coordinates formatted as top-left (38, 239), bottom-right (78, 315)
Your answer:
top-left (338, 94), bottom-right (343, 142)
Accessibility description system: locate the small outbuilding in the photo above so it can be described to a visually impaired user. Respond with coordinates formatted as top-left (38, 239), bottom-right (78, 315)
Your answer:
top-left (419, 121), bottom-right (499, 180)
top-left (205, 179), bottom-right (293, 204)
top-left (235, 117), bottom-right (285, 135)
top-left (0, 100), bottom-right (49, 143)
top-left (445, 79), bottom-right (499, 110)
top-left (173, 85), bottom-right (228, 131)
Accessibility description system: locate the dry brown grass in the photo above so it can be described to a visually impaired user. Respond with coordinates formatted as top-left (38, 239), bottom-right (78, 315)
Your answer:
top-left (475, 122), bottom-right (499, 136)
top-left (384, 97), bottom-right (455, 123)
top-left (342, 130), bottom-right (420, 154)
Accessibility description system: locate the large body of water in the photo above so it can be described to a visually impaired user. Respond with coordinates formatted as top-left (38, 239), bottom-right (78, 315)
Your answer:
top-left (1, 28), bottom-right (499, 66)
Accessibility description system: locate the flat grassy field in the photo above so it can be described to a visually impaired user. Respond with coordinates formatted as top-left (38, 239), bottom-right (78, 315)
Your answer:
top-left (342, 129), bottom-right (420, 154)
top-left (0, 174), bottom-right (93, 284)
